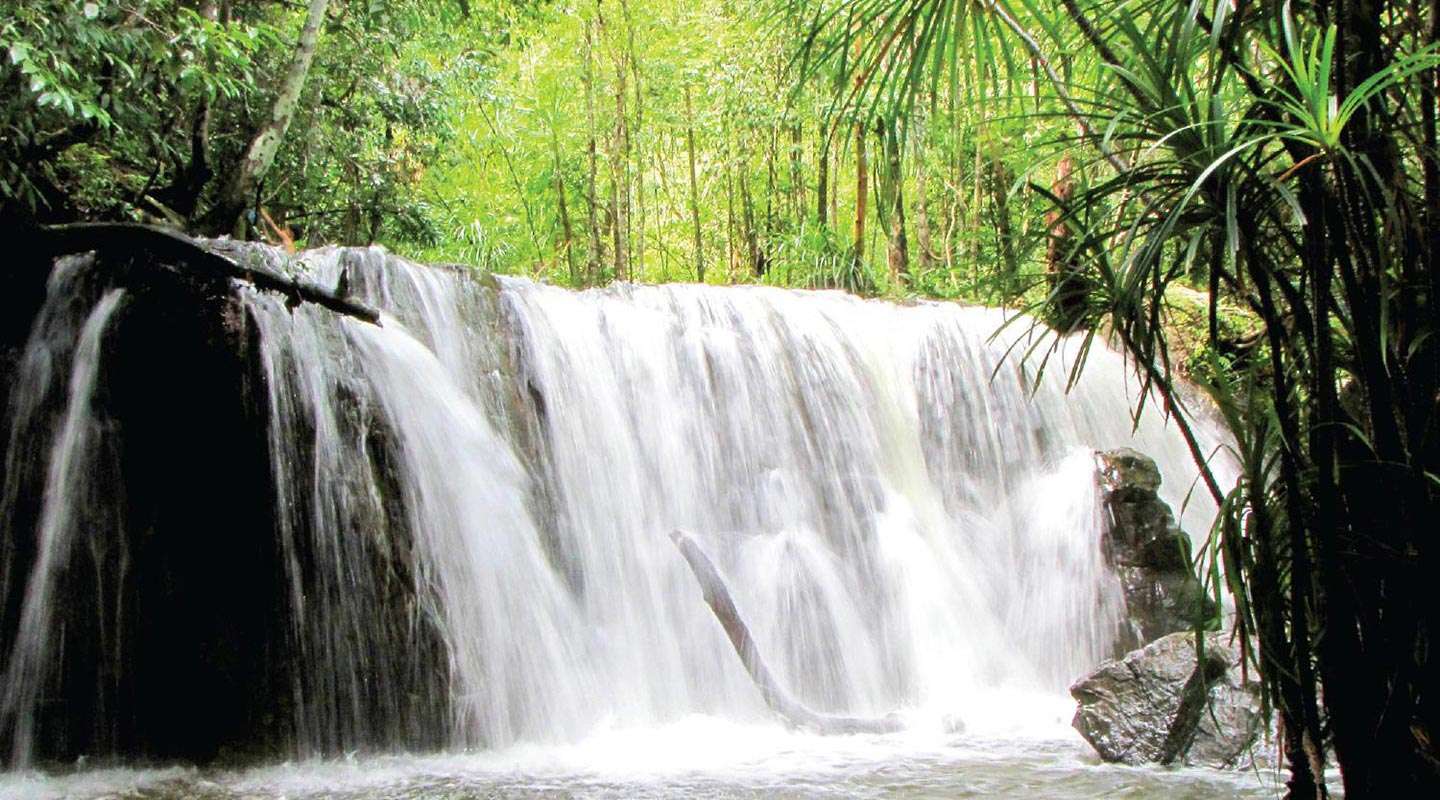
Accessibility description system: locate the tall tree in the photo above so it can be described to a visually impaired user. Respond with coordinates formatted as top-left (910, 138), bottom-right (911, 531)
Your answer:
top-left (550, 126), bottom-right (578, 282)
top-left (851, 116), bottom-right (867, 265)
top-left (214, 0), bottom-right (332, 236)
top-left (912, 118), bottom-right (938, 273)
top-left (878, 118), bottom-right (909, 285)
top-left (684, 84), bottom-right (705, 282)
top-left (583, 13), bottom-right (604, 284)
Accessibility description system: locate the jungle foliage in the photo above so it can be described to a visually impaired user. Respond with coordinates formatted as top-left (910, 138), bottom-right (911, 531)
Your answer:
top-left (2, 0), bottom-right (538, 241)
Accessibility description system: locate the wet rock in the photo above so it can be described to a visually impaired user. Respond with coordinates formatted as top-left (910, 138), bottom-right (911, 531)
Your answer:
top-left (2, 236), bottom-right (454, 765)
top-left (1097, 448), bottom-right (1217, 651)
top-left (1071, 631), bottom-right (1265, 768)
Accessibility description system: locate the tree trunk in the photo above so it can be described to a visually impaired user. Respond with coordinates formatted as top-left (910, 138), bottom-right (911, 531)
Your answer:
top-left (790, 122), bottom-right (804, 228)
top-left (620, 0), bottom-right (643, 278)
top-left (684, 85), bottom-right (705, 282)
top-left (214, 0), bottom-right (331, 237)
top-left (764, 123), bottom-right (777, 265)
top-left (364, 124), bottom-right (392, 245)
top-left (724, 117), bottom-right (737, 281)
top-left (582, 14), bottom-right (603, 285)
top-left (880, 120), bottom-right (909, 286)
top-left (816, 129), bottom-right (830, 227)
top-left (852, 119), bottom-right (867, 266)
top-left (986, 151), bottom-right (1018, 292)
top-left (912, 120), bottom-right (937, 273)
top-left (610, 50), bottom-right (630, 281)
top-left (670, 531), bottom-right (903, 735)
top-left (739, 132), bottom-right (762, 277)
top-left (969, 131), bottom-right (983, 290)
top-left (39, 223), bottom-right (379, 323)
top-left (1044, 154), bottom-right (1088, 330)
top-left (551, 129), bottom-right (577, 284)
top-left (153, 0), bottom-right (219, 222)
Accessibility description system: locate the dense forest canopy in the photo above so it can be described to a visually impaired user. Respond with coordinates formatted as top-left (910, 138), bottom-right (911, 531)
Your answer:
top-left (5, 0), bottom-right (1440, 797)
top-left (3, 0), bottom-right (1066, 300)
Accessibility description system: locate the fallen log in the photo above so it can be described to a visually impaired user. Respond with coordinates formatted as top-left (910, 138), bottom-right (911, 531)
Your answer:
top-left (669, 530), bottom-right (903, 735)
top-left (33, 222), bottom-right (381, 325)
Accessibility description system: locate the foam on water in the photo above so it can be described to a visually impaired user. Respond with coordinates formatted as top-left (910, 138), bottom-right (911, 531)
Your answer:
top-left (0, 722), bottom-right (1293, 800)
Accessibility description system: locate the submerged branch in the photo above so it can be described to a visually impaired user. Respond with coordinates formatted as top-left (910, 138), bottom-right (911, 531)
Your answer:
top-left (669, 530), bottom-right (905, 735)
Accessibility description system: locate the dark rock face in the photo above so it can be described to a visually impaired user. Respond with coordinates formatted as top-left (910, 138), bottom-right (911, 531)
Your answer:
top-left (1097, 448), bottom-right (1216, 652)
top-left (1, 241), bottom-right (290, 765)
top-left (0, 233), bottom-right (449, 766)
top-left (1071, 631), bottom-right (1266, 768)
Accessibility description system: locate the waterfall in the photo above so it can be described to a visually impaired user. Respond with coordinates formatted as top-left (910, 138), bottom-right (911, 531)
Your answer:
top-left (238, 247), bottom-right (1232, 750)
top-left (496, 279), bottom-right (1230, 724)
top-left (0, 258), bottom-right (126, 765)
top-left (0, 244), bottom-right (1236, 765)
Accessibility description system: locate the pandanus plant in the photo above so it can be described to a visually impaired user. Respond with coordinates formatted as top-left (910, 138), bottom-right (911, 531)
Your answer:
top-left (785, 0), bottom-right (1440, 796)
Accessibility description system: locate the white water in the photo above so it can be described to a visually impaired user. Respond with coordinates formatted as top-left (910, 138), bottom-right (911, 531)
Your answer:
top-left (0, 258), bottom-right (125, 766)
top-left (240, 248), bottom-right (1235, 749)
top-left (1, 246), bottom-right (1254, 796)
top-left (1, 721), bottom-right (1298, 800)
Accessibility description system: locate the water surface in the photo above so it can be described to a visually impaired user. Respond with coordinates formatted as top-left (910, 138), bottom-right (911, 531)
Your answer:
top-left (1, 718), bottom-right (1289, 800)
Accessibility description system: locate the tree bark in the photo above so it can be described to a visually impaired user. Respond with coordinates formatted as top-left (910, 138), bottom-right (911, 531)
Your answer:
top-left (37, 223), bottom-right (379, 324)
top-left (739, 133), bottom-right (762, 277)
top-left (1044, 154), bottom-right (1087, 330)
top-left (214, 0), bottom-right (331, 238)
top-left (620, 0), bottom-right (643, 278)
top-left (790, 122), bottom-right (804, 228)
top-left (764, 123), bottom-right (778, 269)
top-left (724, 116), bottom-right (737, 281)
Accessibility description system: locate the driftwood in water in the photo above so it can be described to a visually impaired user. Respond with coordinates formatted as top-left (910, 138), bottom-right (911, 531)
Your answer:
top-left (35, 222), bottom-right (382, 325)
top-left (669, 530), bottom-right (903, 735)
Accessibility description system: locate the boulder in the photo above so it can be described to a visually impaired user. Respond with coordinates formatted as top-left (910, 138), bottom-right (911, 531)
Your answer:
top-left (1071, 631), bottom-right (1266, 768)
top-left (1097, 448), bottom-right (1217, 651)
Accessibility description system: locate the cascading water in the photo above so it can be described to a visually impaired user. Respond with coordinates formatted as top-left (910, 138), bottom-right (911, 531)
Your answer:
top-left (1, 243), bottom-right (1253, 797)
top-left (231, 246), bottom-right (1234, 751)
top-left (0, 258), bottom-right (126, 766)
top-left (496, 278), bottom-right (1228, 727)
